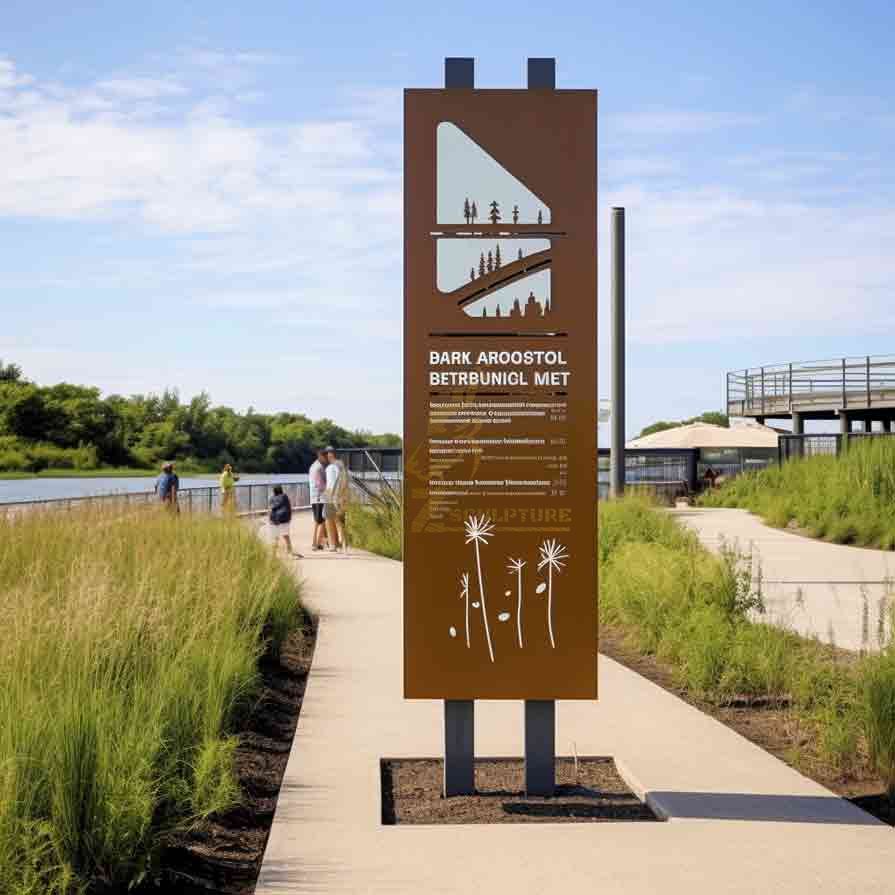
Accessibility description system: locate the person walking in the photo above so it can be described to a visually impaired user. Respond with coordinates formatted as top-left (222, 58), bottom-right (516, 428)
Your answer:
top-left (324, 446), bottom-right (348, 552)
top-left (308, 447), bottom-right (328, 551)
top-left (219, 463), bottom-right (239, 515)
top-left (154, 462), bottom-right (179, 512)
top-left (269, 485), bottom-right (301, 557)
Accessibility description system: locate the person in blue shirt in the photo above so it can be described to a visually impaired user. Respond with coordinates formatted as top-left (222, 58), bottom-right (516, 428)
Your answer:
top-left (155, 462), bottom-right (179, 511)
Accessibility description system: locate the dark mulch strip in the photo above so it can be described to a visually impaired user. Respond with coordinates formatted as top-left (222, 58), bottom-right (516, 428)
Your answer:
top-left (599, 624), bottom-right (893, 826)
top-left (144, 617), bottom-right (316, 894)
top-left (381, 757), bottom-right (658, 825)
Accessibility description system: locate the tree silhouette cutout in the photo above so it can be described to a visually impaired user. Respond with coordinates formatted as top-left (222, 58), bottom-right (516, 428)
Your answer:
top-left (537, 209), bottom-right (543, 225)
top-left (518, 248), bottom-right (523, 260)
top-left (471, 201), bottom-right (478, 223)
top-left (489, 200), bottom-right (500, 224)
top-left (486, 250), bottom-right (493, 273)
top-left (495, 304), bottom-right (502, 317)
top-left (478, 253), bottom-right (486, 277)
top-left (463, 198), bottom-right (471, 225)
top-left (481, 306), bottom-right (487, 317)
top-left (494, 244), bottom-right (502, 269)
top-left (470, 267), bottom-right (476, 281)
top-left (512, 204), bottom-right (519, 224)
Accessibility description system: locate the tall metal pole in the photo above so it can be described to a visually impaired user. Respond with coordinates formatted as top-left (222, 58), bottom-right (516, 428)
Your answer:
top-left (610, 207), bottom-right (626, 498)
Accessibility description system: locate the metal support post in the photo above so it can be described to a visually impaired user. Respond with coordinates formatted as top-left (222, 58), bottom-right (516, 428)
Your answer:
top-left (610, 207), bottom-right (626, 498)
top-left (840, 410), bottom-right (850, 453)
top-left (527, 57), bottom-right (556, 89)
top-left (443, 700), bottom-right (475, 796)
top-left (524, 700), bottom-right (555, 796)
top-left (884, 419), bottom-right (892, 434)
top-left (441, 57), bottom-right (477, 801)
top-left (867, 356), bottom-right (871, 409)
top-left (791, 411), bottom-right (804, 435)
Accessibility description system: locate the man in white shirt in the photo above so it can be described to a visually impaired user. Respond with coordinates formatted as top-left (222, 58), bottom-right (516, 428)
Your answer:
top-left (324, 446), bottom-right (347, 551)
top-left (308, 447), bottom-right (328, 551)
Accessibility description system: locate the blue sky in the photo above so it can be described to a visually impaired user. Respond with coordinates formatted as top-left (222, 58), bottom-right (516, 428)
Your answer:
top-left (2, 1), bottom-right (895, 438)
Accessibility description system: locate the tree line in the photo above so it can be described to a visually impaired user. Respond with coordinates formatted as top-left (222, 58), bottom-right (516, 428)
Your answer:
top-left (0, 360), bottom-right (401, 474)
top-left (637, 411), bottom-right (730, 439)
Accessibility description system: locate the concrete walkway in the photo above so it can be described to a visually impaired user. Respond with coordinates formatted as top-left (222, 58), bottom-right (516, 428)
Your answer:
top-left (257, 514), bottom-right (894, 895)
top-left (674, 507), bottom-right (895, 651)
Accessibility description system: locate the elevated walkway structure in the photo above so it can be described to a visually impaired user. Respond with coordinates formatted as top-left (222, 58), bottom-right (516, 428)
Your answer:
top-left (727, 354), bottom-right (895, 432)
top-left (444, 247), bottom-right (551, 310)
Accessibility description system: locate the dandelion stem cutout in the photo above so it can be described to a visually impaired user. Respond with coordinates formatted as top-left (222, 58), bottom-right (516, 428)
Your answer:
top-left (465, 514), bottom-right (495, 662)
top-left (507, 557), bottom-right (526, 648)
top-left (537, 539), bottom-right (568, 649)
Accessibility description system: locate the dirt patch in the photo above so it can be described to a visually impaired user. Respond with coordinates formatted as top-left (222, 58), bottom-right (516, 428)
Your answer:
top-left (599, 624), bottom-right (892, 825)
top-left (381, 757), bottom-right (658, 825)
top-left (145, 618), bottom-right (316, 894)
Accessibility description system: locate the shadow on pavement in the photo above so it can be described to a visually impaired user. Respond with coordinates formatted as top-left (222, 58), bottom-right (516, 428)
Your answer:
top-left (647, 791), bottom-right (881, 825)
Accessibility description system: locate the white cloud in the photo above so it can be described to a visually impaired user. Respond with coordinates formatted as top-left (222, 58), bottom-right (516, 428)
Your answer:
top-left (0, 58), bottom-right (33, 89)
top-left (95, 77), bottom-right (187, 99)
top-left (598, 181), bottom-right (895, 348)
top-left (0, 64), bottom-right (399, 237)
top-left (612, 109), bottom-right (761, 136)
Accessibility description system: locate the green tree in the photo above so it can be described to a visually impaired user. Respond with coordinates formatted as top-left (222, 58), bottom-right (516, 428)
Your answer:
top-left (0, 360), bottom-right (23, 382)
top-left (638, 411), bottom-right (730, 438)
top-left (0, 361), bottom-right (401, 473)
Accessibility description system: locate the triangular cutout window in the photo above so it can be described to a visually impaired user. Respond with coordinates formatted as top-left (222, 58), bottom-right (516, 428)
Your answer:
top-left (437, 122), bottom-right (551, 225)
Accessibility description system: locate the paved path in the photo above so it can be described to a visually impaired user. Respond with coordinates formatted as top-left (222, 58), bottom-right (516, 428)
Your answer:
top-left (257, 514), bottom-right (894, 895)
top-left (673, 507), bottom-right (895, 651)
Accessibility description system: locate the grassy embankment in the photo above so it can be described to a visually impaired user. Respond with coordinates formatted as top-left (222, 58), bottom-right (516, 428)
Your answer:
top-left (0, 505), bottom-right (303, 894)
top-left (602, 495), bottom-right (895, 805)
top-left (351, 492), bottom-right (895, 809)
top-left (700, 437), bottom-right (895, 549)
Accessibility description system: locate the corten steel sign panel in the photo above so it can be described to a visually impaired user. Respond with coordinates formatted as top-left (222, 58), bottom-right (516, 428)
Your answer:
top-left (404, 88), bottom-right (597, 700)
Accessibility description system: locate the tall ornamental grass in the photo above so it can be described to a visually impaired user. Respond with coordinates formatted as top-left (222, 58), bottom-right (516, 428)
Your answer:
top-left (862, 650), bottom-right (895, 813)
top-left (598, 495), bottom-right (880, 773)
top-left (0, 505), bottom-right (302, 894)
top-left (346, 495), bottom-right (402, 560)
top-left (700, 437), bottom-right (895, 549)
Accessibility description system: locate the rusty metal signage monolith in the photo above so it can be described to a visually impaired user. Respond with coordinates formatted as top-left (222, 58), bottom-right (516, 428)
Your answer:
top-left (403, 81), bottom-right (597, 700)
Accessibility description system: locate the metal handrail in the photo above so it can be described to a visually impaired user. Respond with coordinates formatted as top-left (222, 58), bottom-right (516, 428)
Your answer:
top-left (728, 354), bottom-right (895, 416)
top-left (0, 479), bottom-right (312, 515)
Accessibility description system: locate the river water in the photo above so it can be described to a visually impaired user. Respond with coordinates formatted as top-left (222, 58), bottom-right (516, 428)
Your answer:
top-left (0, 473), bottom-right (309, 505)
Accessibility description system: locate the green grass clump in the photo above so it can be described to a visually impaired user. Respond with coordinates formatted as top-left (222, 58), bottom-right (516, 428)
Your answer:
top-left (346, 497), bottom-right (402, 560)
top-left (700, 437), bottom-right (895, 549)
top-left (0, 505), bottom-right (302, 894)
top-left (862, 649), bottom-right (895, 810)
